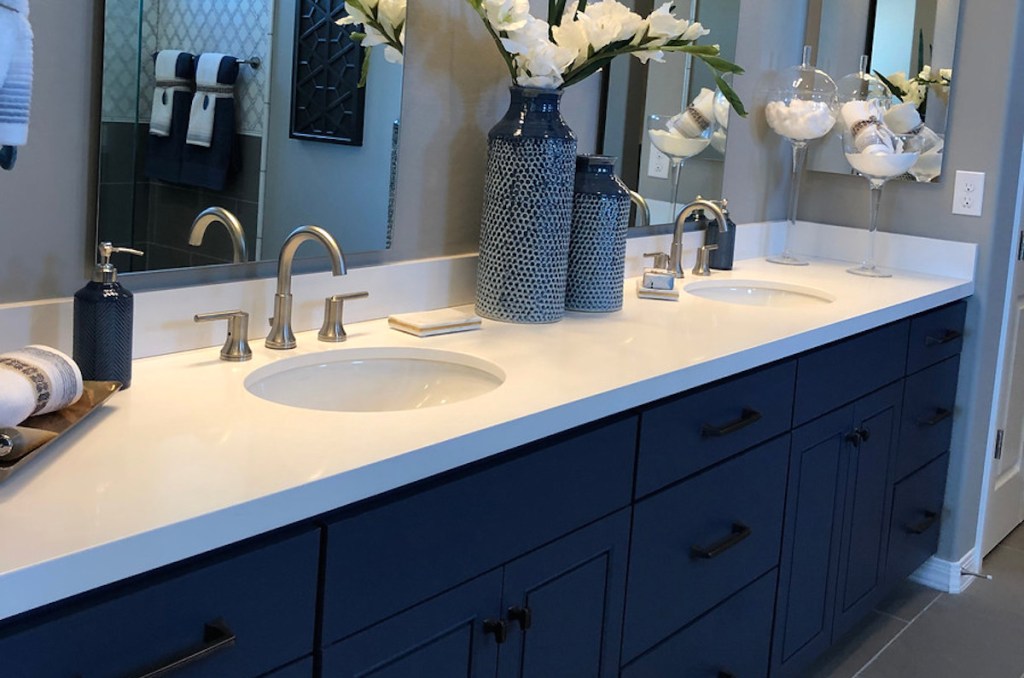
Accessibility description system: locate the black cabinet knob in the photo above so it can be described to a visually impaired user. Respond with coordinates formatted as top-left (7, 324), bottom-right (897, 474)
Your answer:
top-left (508, 606), bottom-right (532, 631)
top-left (845, 431), bottom-right (862, 446)
top-left (857, 427), bottom-right (871, 443)
top-left (483, 618), bottom-right (508, 644)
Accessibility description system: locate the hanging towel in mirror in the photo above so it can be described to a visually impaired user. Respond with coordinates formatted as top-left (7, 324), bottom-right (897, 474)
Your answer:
top-left (181, 54), bottom-right (239, 191)
top-left (144, 51), bottom-right (195, 184)
top-left (0, 0), bottom-right (33, 169)
top-left (149, 50), bottom-right (194, 137)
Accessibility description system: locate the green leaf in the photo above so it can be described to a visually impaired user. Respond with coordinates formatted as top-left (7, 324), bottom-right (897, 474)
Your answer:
top-left (874, 70), bottom-right (906, 101)
top-left (700, 55), bottom-right (744, 75)
top-left (562, 58), bottom-right (612, 88)
top-left (359, 51), bottom-right (371, 88)
top-left (351, 31), bottom-right (366, 41)
top-left (714, 74), bottom-right (746, 117)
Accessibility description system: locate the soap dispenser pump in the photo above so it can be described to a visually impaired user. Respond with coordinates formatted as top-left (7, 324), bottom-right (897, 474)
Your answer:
top-left (73, 243), bottom-right (144, 389)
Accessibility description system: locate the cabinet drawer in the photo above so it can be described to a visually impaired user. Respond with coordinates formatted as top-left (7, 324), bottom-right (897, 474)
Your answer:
top-left (0, 530), bottom-right (320, 678)
top-left (906, 301), bottom-right (967, 374)
top-left (623, 435), bottom-right (788, 662)
top-left (637, 360), bottom-right (795, 496)
top-left (322, 416), bottom-right (637, 644)
top-left (265, 657), bottom-right (314, 677)
top-left (887, 452), bottom-right (949, 584)
top-left (795, 320), bottom-right (909, 426)
top-left (621, 569), bottom-right (776, 678)
top-left (897, 356), bottom-right (960, 479)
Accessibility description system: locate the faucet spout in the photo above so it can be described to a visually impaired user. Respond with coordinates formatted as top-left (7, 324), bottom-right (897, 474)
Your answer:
top-left (670, 198), bottom-right (728, 278)
top-left (189, 207), bottom-right (248, 264)
top-left (267, 225), bottom-right (347, 350)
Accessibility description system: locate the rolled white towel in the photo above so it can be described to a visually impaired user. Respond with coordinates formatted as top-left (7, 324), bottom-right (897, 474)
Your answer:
top-left (0, 0), bottom-right (33, 148)
top-left (883, 102), bottom-right (922, 134)
top-left (670, 87), bottom-right (716, 138)
top-left (0, 346), bottom-right (83, 427)
top-left (714, 91), bottom-right (731, 130)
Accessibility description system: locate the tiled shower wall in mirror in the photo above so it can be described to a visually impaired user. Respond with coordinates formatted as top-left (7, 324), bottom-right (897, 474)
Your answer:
top-left (99, 0), bottom-right (270, 271)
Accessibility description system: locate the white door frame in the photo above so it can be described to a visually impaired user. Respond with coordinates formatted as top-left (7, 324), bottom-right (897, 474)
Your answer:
top-left (975, 139), bottom-right (1024, 557)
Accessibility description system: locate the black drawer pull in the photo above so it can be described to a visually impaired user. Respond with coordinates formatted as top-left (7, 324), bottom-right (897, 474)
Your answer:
top-left (483, 618), bottom-right (508, 644)
top-left (918, 408), bottom-right (953, 427)
top-left (907, 510), bottom-right (939, 535)
top-left (924, 329), bottom-right (963, 346)
top-left (701, 408), bottom-right (763, 438)
top-left (133, 619), bottom-right (236, 678)
top-left (507, 606), bottom-right (532, 631)
top-left (718, 672), bottom-right (737, 678)
top-left (691, 522), bottom-right (752, 559)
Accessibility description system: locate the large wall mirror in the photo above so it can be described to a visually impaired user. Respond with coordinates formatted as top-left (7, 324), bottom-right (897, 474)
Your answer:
top-left (600, 0), bottom-right (740, 227)
top-left (804, 0), bottom-right (960, 181)
top-left (98, 0), bottom-right (405, 273)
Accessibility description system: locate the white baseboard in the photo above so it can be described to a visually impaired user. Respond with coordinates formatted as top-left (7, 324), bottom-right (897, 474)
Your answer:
top-left (910, 548), bottom-right (980, 594)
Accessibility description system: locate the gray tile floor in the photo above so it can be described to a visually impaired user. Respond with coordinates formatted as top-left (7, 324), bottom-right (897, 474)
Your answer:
top-left (808, 524), bottom-right (1024, 678)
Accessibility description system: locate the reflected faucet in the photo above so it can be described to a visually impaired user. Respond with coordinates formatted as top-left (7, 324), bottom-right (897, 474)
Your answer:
top-left (671, 198), bottom-right (728, 278)
top-left (266, 225), bottom-right (346, 350)
top-left (189, 207), bottom-right (248, 264)
top-left (628, 190), bottom-right (651, 229)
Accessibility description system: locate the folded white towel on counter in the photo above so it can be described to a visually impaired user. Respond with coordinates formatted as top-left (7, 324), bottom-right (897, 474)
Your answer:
top-left (0, 0), bottom-right (33, 148)
top-left (150, 50), bottom-right (192, 138)
top-left (388, 309), bottom-right (482, 337)
top-left (0, 346), bottom-right (83, 427)
top-left (187, 53), bottom-right (235, 148)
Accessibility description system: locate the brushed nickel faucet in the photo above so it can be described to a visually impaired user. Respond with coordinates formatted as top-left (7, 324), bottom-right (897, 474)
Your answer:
top-left (189, 207), bottom-right (248, 263)
top-left (266, 225), bottom-right (346, 350)
top-left (670, 198), bottom-right (729, 278)
top-left (628, 189), bottom-right (651, 229)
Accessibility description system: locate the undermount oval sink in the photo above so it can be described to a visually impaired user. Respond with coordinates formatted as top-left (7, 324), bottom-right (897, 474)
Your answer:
top-left (245, 348), bottom-right (505, 412)
top-left (685, 279), bottom-right (835, 308)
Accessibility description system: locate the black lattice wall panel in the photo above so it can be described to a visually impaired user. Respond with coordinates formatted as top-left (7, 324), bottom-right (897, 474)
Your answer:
top-left (290, 0), bottom-right (366, 145)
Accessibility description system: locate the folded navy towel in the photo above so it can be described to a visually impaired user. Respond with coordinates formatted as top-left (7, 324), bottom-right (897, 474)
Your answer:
top-left (181, 54), bottom-right (240, 191)
top-left (145, 51), bottom-right (195, 184)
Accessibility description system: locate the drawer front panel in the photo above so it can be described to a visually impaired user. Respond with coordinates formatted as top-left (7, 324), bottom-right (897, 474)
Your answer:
top-left (323, 417), bottom-right (637, 644)
top-left (623, 435), bottom-right (789, 662)
top-left (637, 360), bottom-right (796, 496)
top-left (907, 301), bottom-right (967, 374)
top-left (0, 530), bottom-right (320, 678)
top-left (795, 320), bottom-right (909, 426)
top-left (265, 657), bottom-right (314, 677)
top-left (897, 355), bottom-right (960, 479)
top-left (621, 570), bottom-right (776, 678)
top-left (887, 452), bottom-right (950, 584)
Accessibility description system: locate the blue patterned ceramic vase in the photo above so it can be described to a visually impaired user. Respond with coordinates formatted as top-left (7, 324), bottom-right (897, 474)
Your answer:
top-left (566, 155), bottom-right (631, 312)
top-left (475, 87), bottom-right (578, 323)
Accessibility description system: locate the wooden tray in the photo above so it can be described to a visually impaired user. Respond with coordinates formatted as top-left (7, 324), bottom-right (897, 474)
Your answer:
top-left (0, 381), bottom-right (122, 483)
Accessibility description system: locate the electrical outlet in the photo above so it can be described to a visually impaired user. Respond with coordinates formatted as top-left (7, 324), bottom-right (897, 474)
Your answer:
top-left (648, 147), bottom-right (670, 179)
top-left (952, 170), bottom-right (985, 217)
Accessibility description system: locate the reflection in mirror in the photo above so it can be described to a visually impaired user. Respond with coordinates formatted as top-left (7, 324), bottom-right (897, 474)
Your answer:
top-left (601, 0), bottom-right (740, 228)
top-left (97, 0), bottom-right (404, 274)
top-left (804, 0), bottom-right (959, 182)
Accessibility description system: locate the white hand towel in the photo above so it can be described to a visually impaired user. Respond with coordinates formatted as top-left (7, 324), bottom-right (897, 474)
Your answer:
top-left (150, 50), bottom-right (191, 138)
top-left (0, 345), bottom-right (83, 427)
top-left (187, 53), bottom-right (234, 148)
top-left (0, 0), bottom-right (33, 148)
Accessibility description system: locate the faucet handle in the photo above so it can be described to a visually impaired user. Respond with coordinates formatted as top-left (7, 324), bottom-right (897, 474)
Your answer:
top-left (194, 310), bottom-right (252, 362)
top-left (643, 252), bottom-right (671, 270)
top-left (319, 292), bottom-right (370, 343)
top-left (692, 245), bottom-right (719, 277)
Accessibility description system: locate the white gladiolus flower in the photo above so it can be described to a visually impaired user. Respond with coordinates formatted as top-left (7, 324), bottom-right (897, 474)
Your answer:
top-left (378, 0), bottom-right (406, 32)
top-left (576, 0), bottom-right (644, 51)
top-left (551, 17), bottom-right (592, 68)
top-left (632, 50), bottom-right (665, 64)
top-left (503, 16), bottom-right (575, 89)
top-left (483, 0), bottom-right (531, 32)
top-left (642, 3), bottom-right (707, 44)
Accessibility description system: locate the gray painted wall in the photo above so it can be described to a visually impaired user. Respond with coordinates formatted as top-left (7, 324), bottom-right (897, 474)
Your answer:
top-left (2, 0), bottom-right (1021, 565)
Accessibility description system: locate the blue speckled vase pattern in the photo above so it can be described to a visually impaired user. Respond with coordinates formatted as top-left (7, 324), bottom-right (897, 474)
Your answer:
top-left (566, 156), bottom-right (631, 312)
top-left (475, 87), bottom-right (577, 324)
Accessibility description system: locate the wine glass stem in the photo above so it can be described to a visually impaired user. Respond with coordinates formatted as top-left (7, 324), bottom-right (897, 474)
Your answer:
top-left (865, 182), bottom-right (883, 269)
top-left (671, 159), bottom-right (683, 222)
top-left (785, 142), bottom-right (808, 257)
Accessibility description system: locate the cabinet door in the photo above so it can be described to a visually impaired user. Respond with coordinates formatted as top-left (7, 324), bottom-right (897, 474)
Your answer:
top-left (772, 407), bottom-right (852, 677)
top-left (834, 383), bottom-right (902, 638)
top-left (321, 570), bottom-right (503, 678)
top-left (497, 510), bottom-right (630, 678)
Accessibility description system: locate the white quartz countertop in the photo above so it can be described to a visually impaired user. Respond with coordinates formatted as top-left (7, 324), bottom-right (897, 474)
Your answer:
top-left (0, 255), bottom-right (973, 620)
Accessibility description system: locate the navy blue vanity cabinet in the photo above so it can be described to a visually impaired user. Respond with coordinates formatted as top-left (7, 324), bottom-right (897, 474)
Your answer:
top-left (621, 569), bottom-right (778, 678)
top-left (886, 452), bottom-right (951, 584)
top-left (321, 510), bottom-right (631, 678)
top-left (623, 435), bottom-right (790, 663)
top-left (0, 529), bottom-right (320, 678)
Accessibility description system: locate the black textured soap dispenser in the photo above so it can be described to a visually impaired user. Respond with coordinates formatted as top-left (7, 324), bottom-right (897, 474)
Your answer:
top-left (73, 243), bottom-right (144, 389)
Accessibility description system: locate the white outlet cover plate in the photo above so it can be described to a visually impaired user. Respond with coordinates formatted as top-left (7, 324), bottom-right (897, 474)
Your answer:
top-left (648, 147), bottom-right (670, 179)
top-left (953, 170), bottom-right (985, 217)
